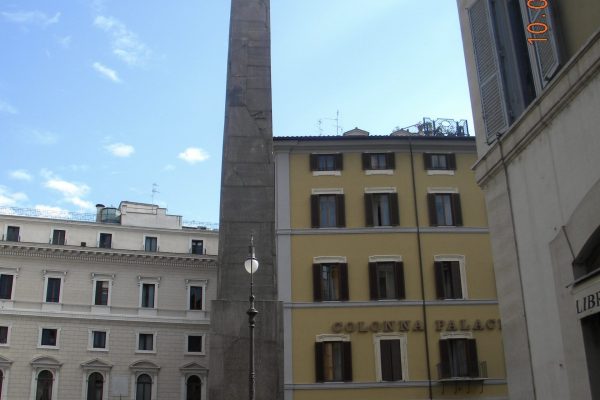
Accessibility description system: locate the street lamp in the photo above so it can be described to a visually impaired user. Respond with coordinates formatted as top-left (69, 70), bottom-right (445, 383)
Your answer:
top-left (244, 235), bottom-right (259, 400)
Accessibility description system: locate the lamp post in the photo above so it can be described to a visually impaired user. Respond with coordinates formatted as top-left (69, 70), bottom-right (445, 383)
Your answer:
top-left (244, 236), bottom-right (259, 400)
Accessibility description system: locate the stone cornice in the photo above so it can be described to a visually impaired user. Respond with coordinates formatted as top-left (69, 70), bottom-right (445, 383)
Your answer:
top-left (0, 243), bottom-right (218, 269)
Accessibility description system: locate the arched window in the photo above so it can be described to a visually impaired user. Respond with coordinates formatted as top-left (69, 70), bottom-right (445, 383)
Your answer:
top-left (86, 372), bottom-right (103, 400)
top-left (136, 374), bottom-right (152, 400)
top-left (36, 370), bottom-right (53, 400)
top-left (186, 375), bottom-right (202, 400)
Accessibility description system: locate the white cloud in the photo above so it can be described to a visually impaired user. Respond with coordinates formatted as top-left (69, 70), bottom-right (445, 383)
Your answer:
top-left (34, 204), bottom-right (70, 218)
top-left (0, 186), bottom-right (28, 207)
top-left (94, 15), bottom-right (151, 67)
top-left (1, 10), bottom-right (60, 27)
top-left (42, 171), bottom-right (94, 211)
top-left (93, 62), bottom-right (121, 83)
top-left (57, 35), bottom-right (71, 48)
top-left (178, 147), bottom-right (210, 164)
top-left (9, 169), bottom-right (33, 181)
top-left (105, 142), bottom-right (135, 157)
top-left (29, 130), bottom-right (58, 145)
top-left (0, 99), bottom-right (17, 114)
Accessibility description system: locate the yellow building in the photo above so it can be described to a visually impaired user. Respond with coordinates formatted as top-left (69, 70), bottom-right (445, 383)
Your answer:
top-left (274, 127), bottom-right (507, 399)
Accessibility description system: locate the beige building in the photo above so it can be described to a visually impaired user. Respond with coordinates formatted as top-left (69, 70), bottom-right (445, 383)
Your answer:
top-left (457, 1), bottom-right (600, 399)
top-left (0, 202), bottom-right (217, 400)
top-left (274, 128), bottom-right (507, 400)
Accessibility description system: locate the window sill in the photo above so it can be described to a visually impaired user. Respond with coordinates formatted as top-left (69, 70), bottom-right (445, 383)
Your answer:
top-left (427, 169), bottom-right (455, 176)
top-left (0, 300), bottom-right (14, 309)
top-left (88, 348), bottom-right (109, 352)
top-left (312, 170), bottom-right (342, 176)
top-left (365, 169), bottom-right (394, 175)
top-left (184, 352), bottom-right (206, 356)
top-left (37, 345), bottom-right (59, 350)
top-left (135, 350), bottom-right (156, 354)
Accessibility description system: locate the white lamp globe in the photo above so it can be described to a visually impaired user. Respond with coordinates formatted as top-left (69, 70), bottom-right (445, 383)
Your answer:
top-left (244, 257), bottom-right (259, 274)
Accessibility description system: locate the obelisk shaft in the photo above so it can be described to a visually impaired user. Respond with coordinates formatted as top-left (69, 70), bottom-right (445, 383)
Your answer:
top-left (209, 0), bottom-right (283, 398)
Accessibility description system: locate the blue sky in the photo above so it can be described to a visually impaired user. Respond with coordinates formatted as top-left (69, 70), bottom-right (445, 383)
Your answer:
top-left (0, 0), bottom-right (473, 224)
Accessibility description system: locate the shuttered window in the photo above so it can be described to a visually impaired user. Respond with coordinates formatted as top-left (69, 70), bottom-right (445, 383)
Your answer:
top-left (434, 261), bottom-right (463, 299)
top-left (311, 194), bottom-right (345, 228)
top-left (380, 339), bottom-right (403, 381)
top-left (315, 341), bottom-right (352, 382)
top-left (364, 193), bottom-right (399, 227)
top-left (310, 154), bottom-right (343, 172)
top-left (439, 338), bottom-right (480, 378)
top-left (423, 154), bottom-right (456, 170)
top-left (52, 229), bottom-right (66, 245)
top-left (427, 193), bottom-right (462, 226)
top-left (313, 263), bottom-right (349, 301)
top-left (362, 153), bottom-right (395, 170)
top-left (6, 226), bottom-right (19, 242)
top-left (369, 262), bottom-right (405, 300)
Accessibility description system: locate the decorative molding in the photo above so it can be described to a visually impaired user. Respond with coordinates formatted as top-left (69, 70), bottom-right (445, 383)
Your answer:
top-left (313, 256), bottom-right (347, 264)
top-left (368, 255), bottom-right (403, 263)
top-left (285, 299), bottom-right (499, 309)
top-left (276, 227), bottom-right (489, 235)
top-left (311, 188), bottom-right (344, 195)
top-left (315, 333), bottom-right (350, 342)
top-left (312, 171), bottom-right (341, 177)
top-left (285, 380), bottom-right (507, 390)
top-left (364, 187), bottom-right (397, 193)
top-left (427, 187), bottom-right (459, 194)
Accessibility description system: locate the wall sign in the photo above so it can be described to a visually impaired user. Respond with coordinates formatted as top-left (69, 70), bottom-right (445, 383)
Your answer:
top-left (331, 318), bottom-right (501, 334)
top-left (574, 280), bottom-right (600, 319)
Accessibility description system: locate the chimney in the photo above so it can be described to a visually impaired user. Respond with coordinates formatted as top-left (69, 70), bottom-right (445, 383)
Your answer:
top-left (95, 204), bottom-right (105, 223)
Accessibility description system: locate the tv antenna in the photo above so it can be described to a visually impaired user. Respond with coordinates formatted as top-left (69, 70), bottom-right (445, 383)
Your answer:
top-left (317, 110), bottom-right (342, 135)
top-left (151, 183), bottom-right (160, 205)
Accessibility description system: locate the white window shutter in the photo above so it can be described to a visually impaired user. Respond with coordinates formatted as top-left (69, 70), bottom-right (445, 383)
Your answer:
top-left (519, 0), bottom-right (561, 91)
top-left (468, 0), bottom-right (510, 142)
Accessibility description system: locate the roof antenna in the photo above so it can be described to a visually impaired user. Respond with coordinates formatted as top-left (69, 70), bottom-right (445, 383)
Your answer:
top-left (151, 183), bottom-right (160, 205)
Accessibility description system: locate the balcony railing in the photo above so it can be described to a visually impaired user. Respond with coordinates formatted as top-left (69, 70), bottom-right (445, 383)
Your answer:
top-left (437, 361), bottom-right (487, 394)
top-left (396, 117), bottom-right (470, 137)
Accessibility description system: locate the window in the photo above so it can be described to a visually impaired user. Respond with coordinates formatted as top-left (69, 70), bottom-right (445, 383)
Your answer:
top-left (141, 284), bottom-right (156, 308)
top-left (424, 153), bottom-right (456, 170)
top-left (5, 226), bottom-right (19, 242)
top-left (144, 236), bottom-right (157, 252)
top-left (40, 328), bottom-right (58, 347)
top-left (439, 338), bottom-right (480, 378)
top-left (36, 370), bottom-right (54, 400)
top-left (310, 194), bottom-right (345, 228)
top-left (186, 375), bottom-right (202, 400)
top-left (313, 263), bottom-right (349, 301)
top-left (310, 154), bottom-right (343, 172)
top-left (87, 372), bottom-right (104, 400)
top-left (365, 193), bottom-right (399, 226)
top-left (136, 374), bottom-right (152, 400)
top-left (187, 335), bottom-right (203, 353)
top-left (137, 333), bottom-right (155, 352)
top-left (427, 192), bottom-right (462, 226)
top-left (315, 337), bottom-right (352, 382)
top-left (0, 274), bottom-right (14, 300)
top-left (90, 331), bottom-right (107, 350)
top-left (94, 280), bottom-right (109, 306)
top-left (45, 278), bottom-right (62, 303)
top-left (376, 337), bottom-right (405, 381)
top-left (52, 229), bottom-right (66, 245)
top-left (362, 153), bottom-right (395, 170)
top-left (467, 0), bottom-right (560, 141)
top-left (0, 326), bottom-right (8, 345)
top-left (189, 286), bottom-right (203, 310)
top-left (434, 261), bottom-right (464, 300)
top-left (98, 233), bottom-right (112, 249)
top-left (191, 240), bottom-right (204, 255)
top-left (369, 262), bottom-right (405, 300)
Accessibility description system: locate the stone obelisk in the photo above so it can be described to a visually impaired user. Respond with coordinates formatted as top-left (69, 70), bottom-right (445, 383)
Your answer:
top-left (209, 0), bottom-right (283, 399)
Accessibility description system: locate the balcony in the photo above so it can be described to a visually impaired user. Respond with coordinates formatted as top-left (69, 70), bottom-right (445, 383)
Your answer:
top-left (437, 361), bottom-right (487, 394)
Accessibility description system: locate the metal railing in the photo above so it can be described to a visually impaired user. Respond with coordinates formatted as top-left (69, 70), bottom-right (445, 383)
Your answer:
top-left (396, 117), bottom-right (470, 137)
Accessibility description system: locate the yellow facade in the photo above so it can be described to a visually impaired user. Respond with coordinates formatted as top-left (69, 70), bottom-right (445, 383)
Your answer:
top-left (275, 133), bottom-right (507, 399)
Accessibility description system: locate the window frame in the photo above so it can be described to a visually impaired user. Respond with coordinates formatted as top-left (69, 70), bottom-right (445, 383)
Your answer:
top-left (427, 188), bottom-right (463, 227)
top-left (98, 232), bottom-right (113, 249)
top-left (185, 333), bottom-right (206, 355)
top-left (368, 256), bottom-right (405, 300)
top-left (310, 153), bottom-right (343, 175)
top-left (312, 257), bottom-right (349, 302)
top-left (315, 334), bottom-right (352, 383)
top-left (88, 329), bottom-right (110, 352)
top-left (51, 228), bottom-right (66, 245)
top-left (38, 327), bottom-right (60, 349)
top-left (362, 152), bottom-right (395, 174)
top-left (310, 189), bottom-right (345, 228)
top-left (0, 324), bottom-right (11, 347)
top-left (43, 271), bottom-right (66, 304)
top-left (434, 255), bottom-right (468, 300)
top-left (136, 331), bottom-right (157, 354)
top-left (143, 235), bottom-right (159, 252)
top-left (424, 153), bottom-right (456, 175)
top-left (138, 277), bottom-right (160, 310)
top-left (364, 188), bottom-right (399, 227)
top-left (373, 333), bottom-right (408, 382)
top-left (0, 272), bottom-right (16, 301)
top-left (5, 225), bottom-right (20, 242)
top-left (438, 333), bottom-right (480, 379)
top-left (186, 280), bottom-right (207, 311)
top-left (190, 239), bottom-right (204, 255)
